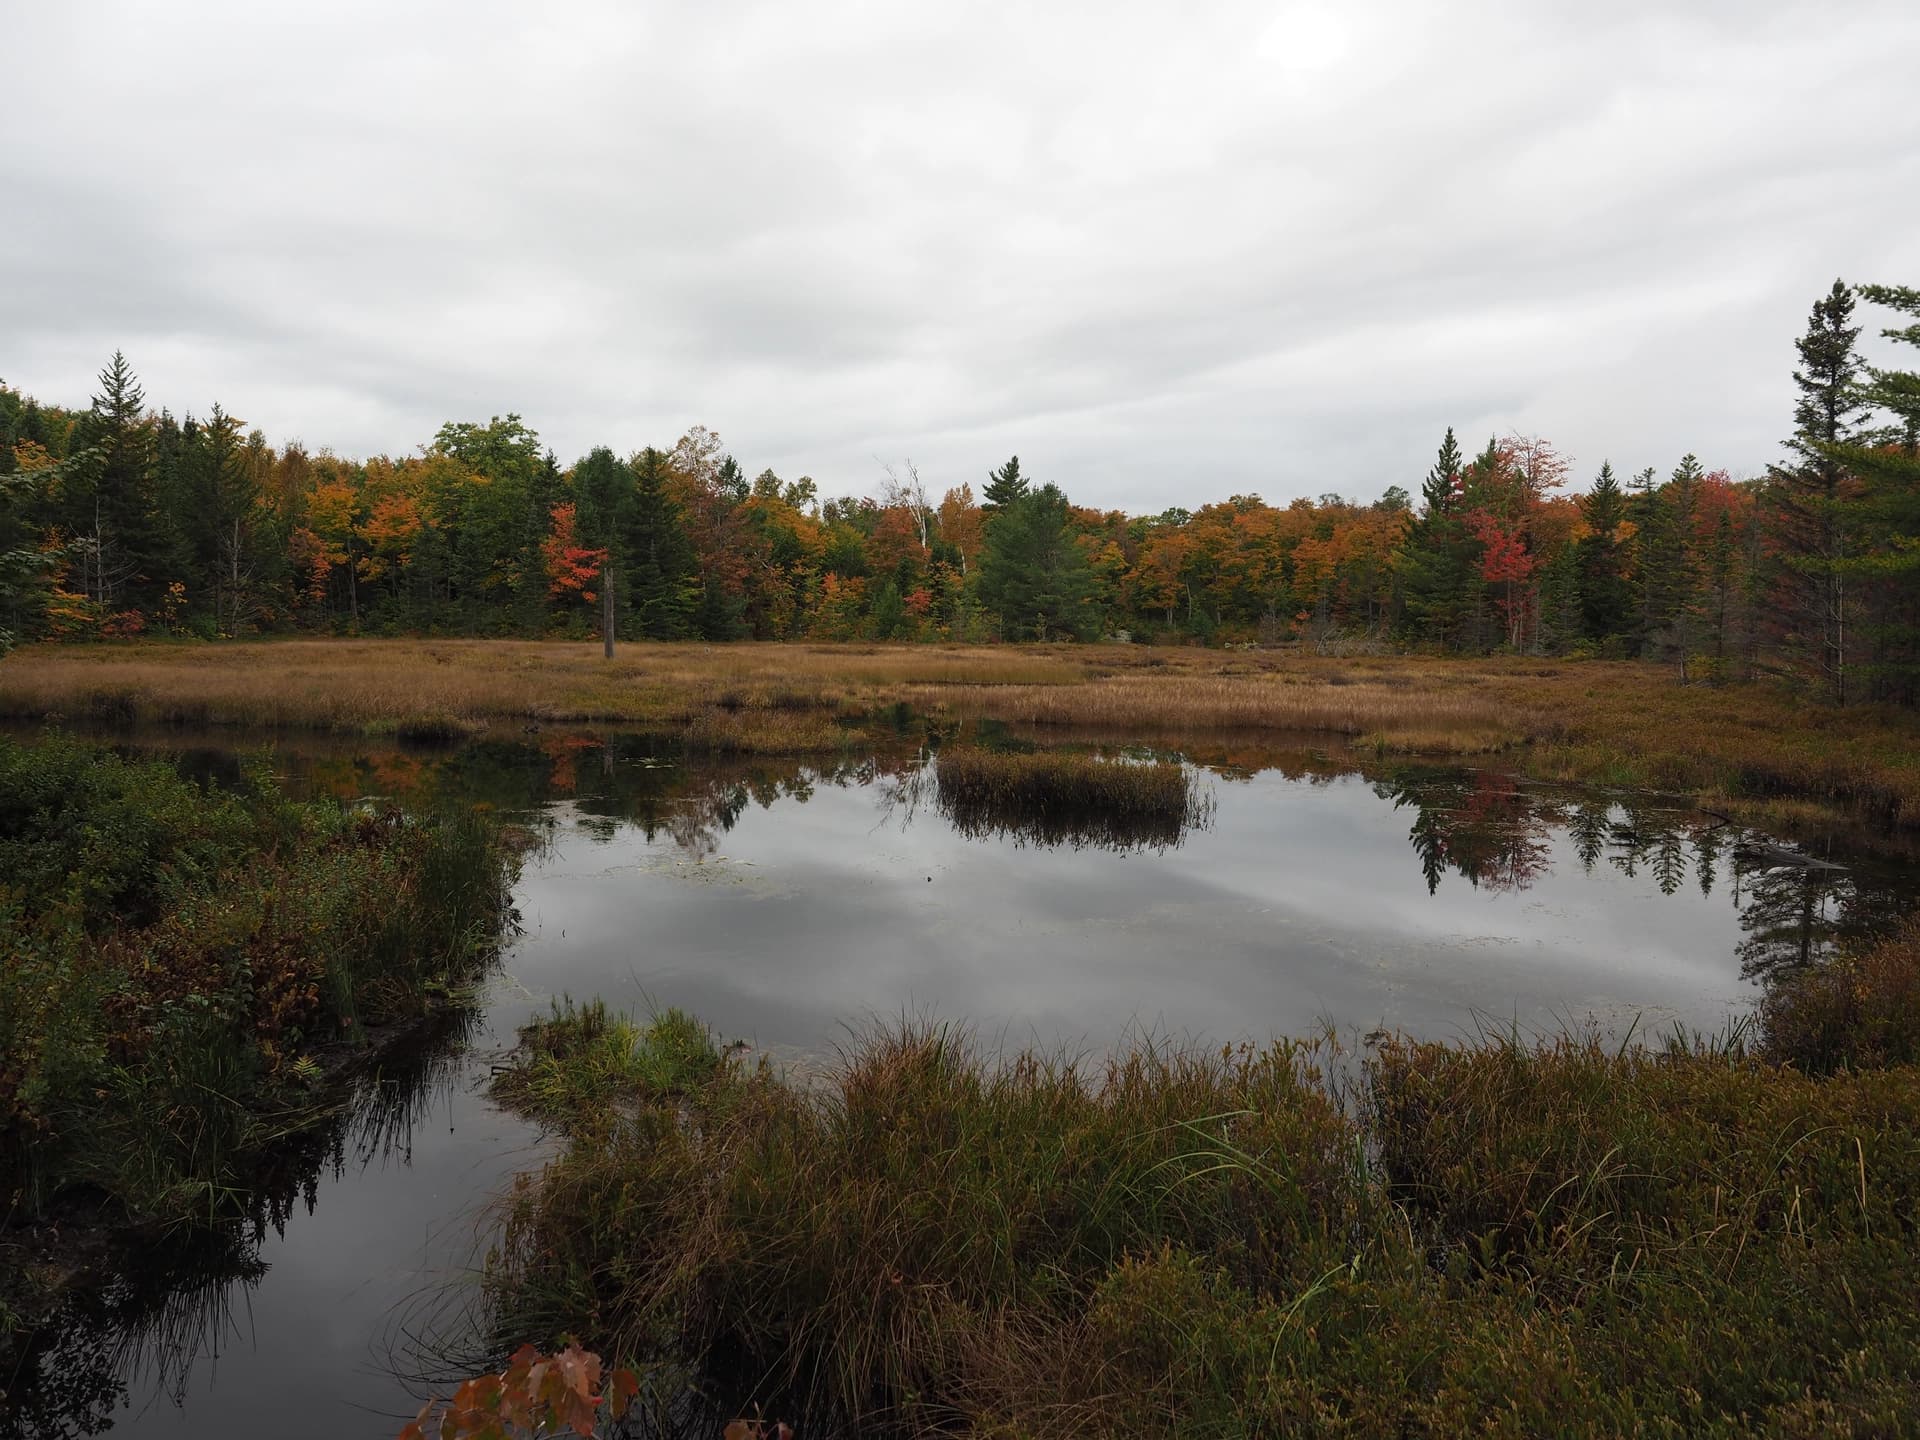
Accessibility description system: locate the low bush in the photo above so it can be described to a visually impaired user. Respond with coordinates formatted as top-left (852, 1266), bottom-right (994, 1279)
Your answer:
top-left (1760, 918), bottom-right (1920, 1073)
top-left (0, 733), bottom-right (516, 1228)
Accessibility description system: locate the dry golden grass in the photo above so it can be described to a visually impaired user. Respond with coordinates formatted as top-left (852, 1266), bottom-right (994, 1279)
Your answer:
top-left (4, 639), bottom-right (1918, 824)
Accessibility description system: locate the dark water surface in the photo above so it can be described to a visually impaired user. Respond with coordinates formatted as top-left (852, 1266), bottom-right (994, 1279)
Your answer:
top-left (9, 727), bottom-right (1915, 1438)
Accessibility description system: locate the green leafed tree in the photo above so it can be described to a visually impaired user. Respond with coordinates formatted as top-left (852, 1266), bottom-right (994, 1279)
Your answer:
top-left (1397, 427), bottom-right (1483, 648)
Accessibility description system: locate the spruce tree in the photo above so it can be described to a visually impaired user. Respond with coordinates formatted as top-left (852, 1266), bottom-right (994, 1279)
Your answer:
top-left (623, 447), bottom-right (697, 639)
top-left (1574, 462), bottom-right (1631, 644)
top-left (982, 455), bottom-right (1030, 513)
top-left (1766, 280), bottom-right (1870, 702)
top-left (66, 351), bottom-right (166, 610)
top-left (1397, 427), bottom-right (1479, 647)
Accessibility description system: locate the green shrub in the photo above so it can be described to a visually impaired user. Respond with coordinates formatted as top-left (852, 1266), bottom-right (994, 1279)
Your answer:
top-left (0, 734), bottom-right (516, 1228)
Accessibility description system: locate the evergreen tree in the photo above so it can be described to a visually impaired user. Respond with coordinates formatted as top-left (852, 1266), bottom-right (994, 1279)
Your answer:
top-left (1837, 283), bottom-right (1920, 703)
top-left (982, 455), bottom-right (1030, 513)
top-left (64, 352), bottom-right (168, 610)
top-left (1574, 461), bottom-right (1631, 643)
top-left (1765, 280), bottom-right (1870, 702)
top-left (1397, 428), bottom-right (1481, 647)
top-left (179, 406), bottom-right (268, 634)
top-left (623, 448), bottom-right (697, 639)
top-left (976, 483), bottom-right (1096, 640)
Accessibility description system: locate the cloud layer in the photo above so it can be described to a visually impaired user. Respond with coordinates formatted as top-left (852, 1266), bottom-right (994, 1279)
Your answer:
top-left (6, 0), bottom-right (1918, 509)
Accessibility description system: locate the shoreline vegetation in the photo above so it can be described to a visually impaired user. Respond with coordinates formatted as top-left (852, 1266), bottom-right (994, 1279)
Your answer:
top-left (482, 929), bottom-right (1920, 1438)
top-left (0, 733), bottom-right (517, 1349)
top-left (3, 639), bottom-right (1918, 830)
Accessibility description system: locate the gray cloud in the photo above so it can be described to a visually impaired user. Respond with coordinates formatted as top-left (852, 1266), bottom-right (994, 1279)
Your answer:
top-left (6, 0), bottom-right (1917, 510)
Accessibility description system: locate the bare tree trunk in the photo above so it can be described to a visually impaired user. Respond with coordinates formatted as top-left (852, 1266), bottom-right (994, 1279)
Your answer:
top-left (602, 562), bottom-right (615, 660)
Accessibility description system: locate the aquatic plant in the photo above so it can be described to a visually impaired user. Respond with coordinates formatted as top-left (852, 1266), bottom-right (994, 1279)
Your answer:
top-left (932, 747), bottom-right (1211, 850)
top-left (490, 1000), bottom-right (723, 1124)
top-left (484, 1002), bottom-right (1920, 1436)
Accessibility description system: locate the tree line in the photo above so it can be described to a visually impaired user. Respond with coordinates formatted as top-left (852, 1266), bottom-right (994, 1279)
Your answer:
top-left (1, 279), bottom-right (1915, 702)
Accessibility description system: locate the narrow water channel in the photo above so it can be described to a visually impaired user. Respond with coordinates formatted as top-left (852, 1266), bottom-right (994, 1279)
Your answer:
top-left (8, 728), bottom-right (1914, 1438)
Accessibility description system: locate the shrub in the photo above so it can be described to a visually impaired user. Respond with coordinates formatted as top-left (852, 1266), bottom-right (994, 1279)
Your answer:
top-left (1760, 919), bottom-right (1920, 1073)
top-left (0, 734), bottom-right (516, 1227)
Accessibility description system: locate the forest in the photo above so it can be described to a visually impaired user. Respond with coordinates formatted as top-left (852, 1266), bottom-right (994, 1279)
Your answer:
top-left (2, 280), bottom-right (1918, 707)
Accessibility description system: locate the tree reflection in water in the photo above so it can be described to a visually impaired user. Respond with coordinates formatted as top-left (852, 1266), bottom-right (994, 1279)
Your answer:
top-left (1372, 766), bottom-right (1916, 984)
top-left (4, 1008), bottom-right (478, 1439)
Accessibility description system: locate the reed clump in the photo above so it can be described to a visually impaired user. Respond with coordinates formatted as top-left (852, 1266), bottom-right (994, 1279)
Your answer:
top-left (933, 748), bottom-right (1210, 849)
top-left (486, 997), bottom-right (1920, 1437)
top-left (489, 1000), bottom-right (723, 1122)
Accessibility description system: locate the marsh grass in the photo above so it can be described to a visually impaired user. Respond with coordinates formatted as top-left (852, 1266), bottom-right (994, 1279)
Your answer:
top-left (933, 748), bottom-right (1211, 850)
top-left (490, 1000), bottom-right (723, 1124)
top-left (485, 991), bottom-right (1920, 1437)
top-left (8, 641), bottom-right (1918, 826)
top-left (0, 733), bottom-right (517, 1232)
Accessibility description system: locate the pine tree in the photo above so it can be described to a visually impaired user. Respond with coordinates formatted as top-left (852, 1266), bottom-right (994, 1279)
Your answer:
top-left (1574, 462), bottom-right (1631, 644)
top-left (179, 406), bottom-right (267, 635)
top-left (1766, 280), bottom-right (1870, 702)
top-left (977, 483), bottom-right (1096, 640)
top-left (982, 455), bottom-right (1030, 514)
top-left (1838, 283), bottom-right (1920, 703)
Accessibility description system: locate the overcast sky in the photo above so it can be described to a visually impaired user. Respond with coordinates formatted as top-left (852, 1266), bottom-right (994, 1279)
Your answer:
top-left (6, 1), bottom-right (1917, 511)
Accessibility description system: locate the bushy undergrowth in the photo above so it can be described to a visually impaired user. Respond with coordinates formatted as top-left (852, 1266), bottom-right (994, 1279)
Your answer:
top-left (487, 981), bottom-right (1920, 1437)
top-left (1761, 919), bottom-right (1920, 1074)
top-left (0, 732), bottom-right (515, 1228)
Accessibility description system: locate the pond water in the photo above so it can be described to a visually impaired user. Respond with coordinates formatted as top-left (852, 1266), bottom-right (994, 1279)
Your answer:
top-left (8, 726), bottom-right (1916, 1438)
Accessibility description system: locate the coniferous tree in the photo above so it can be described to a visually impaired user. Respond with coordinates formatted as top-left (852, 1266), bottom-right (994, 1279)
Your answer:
top-left (1765, 280), bottom-right (1870, 702)
top-left (1398, 428), bottom-right (1481, 647)
top-left (1838, 283), bottom-right (1920, 703)
top-left (1651, 454), bottom-right (1706, 672)
top-left (1574, 462), bottom-right (1631, 644)
top-left (623, 447), bottom-right (697, 639)
top-left (977, 482), bottom-right (1095, 640)
top-left (982, 455), bottom-right (1030, 513)
top-left (64, 352), bottom-right (168, 610)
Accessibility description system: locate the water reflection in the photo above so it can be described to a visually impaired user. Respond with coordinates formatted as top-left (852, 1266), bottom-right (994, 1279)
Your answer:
top-left (9, 725), bottom-right (1919, 1440)
top-left (6, 1009), bottom-right (480, 1438)
top-left (1368, 765), bottom-right (1911, 984)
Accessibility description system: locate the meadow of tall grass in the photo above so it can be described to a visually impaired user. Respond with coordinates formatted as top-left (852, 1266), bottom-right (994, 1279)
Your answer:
top-left (4, 639), bottom-right (1917, 827)
top-left (482, 924), bottom-right (1920, 1437)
